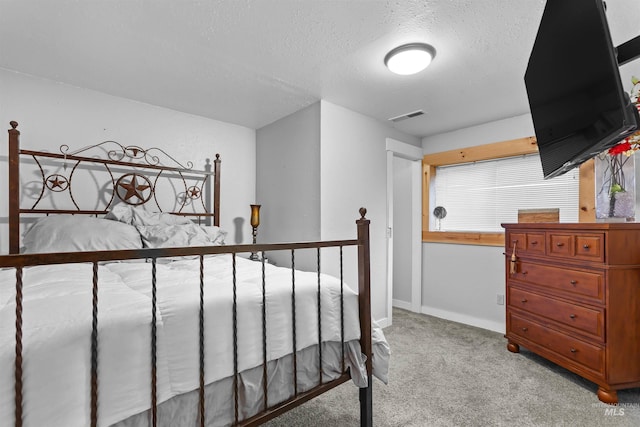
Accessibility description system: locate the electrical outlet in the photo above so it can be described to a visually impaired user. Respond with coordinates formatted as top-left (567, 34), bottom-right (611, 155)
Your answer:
top-left (497, 294), bottom-right (505, 305)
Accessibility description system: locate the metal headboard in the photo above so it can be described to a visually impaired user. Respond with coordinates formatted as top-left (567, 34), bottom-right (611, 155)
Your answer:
top-left (7, 121), bottom-right (221, 254)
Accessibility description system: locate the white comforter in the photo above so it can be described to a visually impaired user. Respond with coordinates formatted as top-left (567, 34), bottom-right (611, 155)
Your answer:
top-left (0, 255), bottom-right (386, 427)
top-left (0, 264), bottom-right (173, 427)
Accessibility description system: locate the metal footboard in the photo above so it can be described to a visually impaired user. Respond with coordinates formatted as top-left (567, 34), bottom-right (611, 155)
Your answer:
top-left (2, 210), bottom-right (372, 427)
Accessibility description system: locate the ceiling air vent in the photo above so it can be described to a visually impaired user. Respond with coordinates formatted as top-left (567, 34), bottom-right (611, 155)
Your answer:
top-left (388, 110), bottom-right (424, 122)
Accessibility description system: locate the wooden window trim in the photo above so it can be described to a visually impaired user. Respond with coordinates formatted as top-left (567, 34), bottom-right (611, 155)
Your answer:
top-left (422, 136), bottom-right (595, 246)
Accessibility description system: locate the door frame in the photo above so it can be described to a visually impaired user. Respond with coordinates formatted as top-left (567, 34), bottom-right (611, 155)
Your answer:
top-left (386, 138), bottom-right (423, 325)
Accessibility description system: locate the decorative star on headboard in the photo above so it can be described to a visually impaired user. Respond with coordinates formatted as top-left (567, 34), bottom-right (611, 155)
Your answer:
top-left (46, 174), bottom-right (69, 192)
top-left (116, 173), bottom-right (153, 205)
top-left (187, 185), bottom-right (202, 199)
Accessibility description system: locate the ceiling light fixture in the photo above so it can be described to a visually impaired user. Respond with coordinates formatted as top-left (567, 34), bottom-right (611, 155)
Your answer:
top-left (384, 43), bottom-right (436, 75)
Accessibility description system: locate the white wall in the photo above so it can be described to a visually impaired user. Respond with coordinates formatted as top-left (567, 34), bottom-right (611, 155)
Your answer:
top-left (421, 113), bottom-right (535, 333)
top-left (256, 102), bottom-right (321, 269)
top-left (610, 0), bottom-right (640, 87)
top-left (255, 100), bottom-right (420, 324)
top-left (0, 69), bottom-right (256, 253)
top-left (320, 101), bottom-right (421, 324)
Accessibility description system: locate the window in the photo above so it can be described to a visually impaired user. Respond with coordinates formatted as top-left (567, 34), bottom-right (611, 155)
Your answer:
top-left (432, 154), bottom-right (579, 232)
top-left (422, 137), bottom-right (596, 246)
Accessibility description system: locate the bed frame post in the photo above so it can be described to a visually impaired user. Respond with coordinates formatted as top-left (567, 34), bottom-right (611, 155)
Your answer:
top-left (356, 207), bottom-right (373, 427)
top-left (8, 121), bottom-right (20, 255)
top-left (213, 153), bottom-right (221, 227)
top-left (204, 158), bottom-right (212, 226)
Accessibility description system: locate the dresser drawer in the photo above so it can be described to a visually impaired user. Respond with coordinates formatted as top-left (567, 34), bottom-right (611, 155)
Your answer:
top-left (574, 234), bottom-right (604, 261)
top-left (507, 232), bottom-right (545, 255)
top-left (508, 287), bottom-right (604, 340)
top-left (508, 313), bottom-right (604, 374)
top-left (547, 233), bottom-right (605, 262)
top-left (510, 261), bottom-right (604, 302)
top-left (548, 233), bottom-right (573, 257)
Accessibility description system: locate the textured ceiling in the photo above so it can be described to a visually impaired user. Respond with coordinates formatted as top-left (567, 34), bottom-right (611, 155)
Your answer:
top-left (1, 0), bottom-right (639, 138)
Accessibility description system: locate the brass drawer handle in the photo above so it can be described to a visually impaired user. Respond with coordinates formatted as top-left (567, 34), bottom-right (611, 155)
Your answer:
top-left (570, 348), bottom-right (577, 353)
top-left (569, 314), bottom-right (576, 319)
top-left (556, 242), bottom-right (564, 247)
top-left (583, 244), bottom-right (590, 249)
top-left (570, 280), bottom-right (577, 285)
top-left (521, 298), bottom-right (528, 303)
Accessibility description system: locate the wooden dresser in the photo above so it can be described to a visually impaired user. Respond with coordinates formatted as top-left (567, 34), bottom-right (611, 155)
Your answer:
top-left (502, 223), bottom-right (640, 404)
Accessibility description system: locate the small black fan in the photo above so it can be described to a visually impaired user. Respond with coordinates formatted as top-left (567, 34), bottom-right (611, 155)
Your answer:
top-left (433, 206), bottom-right (447, 231)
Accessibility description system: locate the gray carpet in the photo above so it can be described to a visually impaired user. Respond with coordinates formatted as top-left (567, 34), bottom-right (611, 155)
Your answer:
top-left (264, 308), bottom-right (640, 426)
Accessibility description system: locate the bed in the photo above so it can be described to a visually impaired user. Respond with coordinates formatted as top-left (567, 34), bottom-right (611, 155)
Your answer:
top-left (0, 121), bottom-right (390, 427)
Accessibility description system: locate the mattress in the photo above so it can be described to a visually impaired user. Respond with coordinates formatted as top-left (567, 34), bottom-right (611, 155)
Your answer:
top-left (0, 255), bottom-right (389, 427)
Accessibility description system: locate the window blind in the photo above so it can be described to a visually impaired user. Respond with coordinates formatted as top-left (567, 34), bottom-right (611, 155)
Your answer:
top-left (432, 154), bottom-right (579, 232)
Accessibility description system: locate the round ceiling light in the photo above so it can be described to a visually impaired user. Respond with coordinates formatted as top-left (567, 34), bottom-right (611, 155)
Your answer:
top-left (384, 43), bottom-right (436, 75)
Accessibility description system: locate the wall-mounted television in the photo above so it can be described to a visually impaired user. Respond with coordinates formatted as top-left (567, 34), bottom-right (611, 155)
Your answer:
top-left (525, 0), bottom-right (640, 179)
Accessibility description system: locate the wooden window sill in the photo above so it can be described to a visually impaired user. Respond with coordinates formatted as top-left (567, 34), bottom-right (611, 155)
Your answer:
top-left (422, 231), bottom-right (504, 247)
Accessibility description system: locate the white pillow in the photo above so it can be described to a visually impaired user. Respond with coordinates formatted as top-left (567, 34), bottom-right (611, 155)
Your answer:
top-left (136, 223), bottom-right (226, 249)
top-left (22, 216), bottom-right (143, 253)
top-left (105, 204), bottom-right (192, 226)
top-left (201, 225), bottom-right (227, 245)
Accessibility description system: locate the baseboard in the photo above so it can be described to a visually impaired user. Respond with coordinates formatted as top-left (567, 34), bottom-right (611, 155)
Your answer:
top-left (392, 299), bottom-right (412, 311)
top-left (420, 305), bottom-right (505, 334)
top-left (376, 317), bottom-right (391, 329)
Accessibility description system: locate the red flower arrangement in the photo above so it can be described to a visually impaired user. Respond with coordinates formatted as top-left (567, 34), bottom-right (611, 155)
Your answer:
top-left (596, 76), bottom-right (640, 218)
top-left (608, 141), bottom-right (634, 156)
top-left (606, 75), bottom-right (640, 156)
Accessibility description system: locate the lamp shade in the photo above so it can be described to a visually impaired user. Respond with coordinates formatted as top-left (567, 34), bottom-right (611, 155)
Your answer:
top-left (384, 43), bottom-right (436, 75)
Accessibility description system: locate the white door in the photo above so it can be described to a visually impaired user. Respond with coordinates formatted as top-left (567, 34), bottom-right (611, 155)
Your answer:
top-left (392, 156), bottom-right (413, 309)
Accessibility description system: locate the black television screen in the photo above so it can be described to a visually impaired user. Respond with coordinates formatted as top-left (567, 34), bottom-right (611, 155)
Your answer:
top-left (525, 0), bottom-right (639, 179)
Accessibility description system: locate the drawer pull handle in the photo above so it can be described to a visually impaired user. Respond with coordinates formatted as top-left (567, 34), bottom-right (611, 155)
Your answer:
top-left (521, 299), bottom-right (528, 303)
top-left (530, 241), bottom-right (538, 245)
top-left (570, 348), bottom-right (577, 353)
top-left (521, 327), bottom-right (528, 332)
top-left (583, 244), bottom-right (590, 249)
top-left (569, 314), bottom-right (576, 319)
top-left (570, 280), bottom-right (577, 285)
top-left (556, 242), bottom-right (565, 247)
